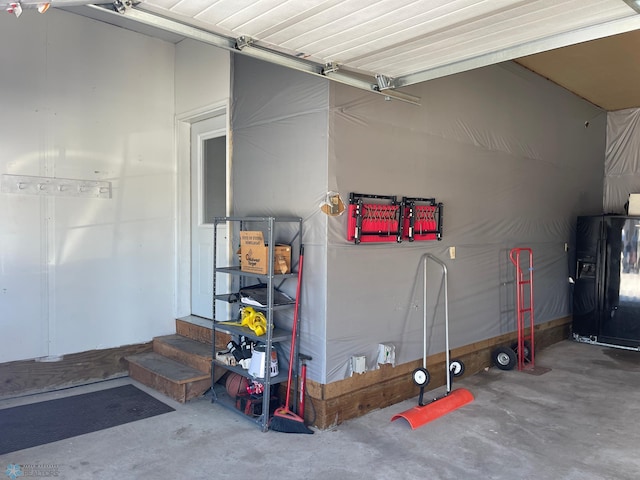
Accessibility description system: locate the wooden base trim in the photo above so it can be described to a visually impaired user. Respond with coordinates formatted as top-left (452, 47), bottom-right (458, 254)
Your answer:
top-left (305, 316), bottom-right (571, 429)
top-left (0, 342), bottom-right (152, 399)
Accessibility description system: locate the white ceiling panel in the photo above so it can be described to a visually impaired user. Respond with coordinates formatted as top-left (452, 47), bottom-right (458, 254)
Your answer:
top-left (201, 0), bottom-right (331, 36)
top-left (55, 0), bottom-right (640, 105)
top-left (348, 1), bottom-right (634, 75)
top-left (169, 0), bottom-right (225, 18)
top-left (214, 0), bottom-right (304, 32)
top-left (256, 0), bottom-right (398, 46)
top-left (136, 0), bottom-right (640, 79)
top-left (144, 0), bottom-right (181, 8)
top-left (305, 0), bottom-right (517, 57)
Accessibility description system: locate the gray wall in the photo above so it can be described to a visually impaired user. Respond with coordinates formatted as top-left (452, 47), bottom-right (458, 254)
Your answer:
top-left (605, 108), bottom-right (640, 213)
top-left (325, 63), bottom-right (606, 382)
top-left (231, 55), bottom-right (330, 380)
top-left (231, 55), bottom-right (607, 384)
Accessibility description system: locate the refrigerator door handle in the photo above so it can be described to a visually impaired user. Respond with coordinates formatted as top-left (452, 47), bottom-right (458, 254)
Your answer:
top-left (596, 239), bottom-right (603, 314)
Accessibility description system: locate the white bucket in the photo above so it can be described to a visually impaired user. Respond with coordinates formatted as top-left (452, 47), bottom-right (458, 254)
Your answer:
top-left (248, 344), bottom-right (278, 378)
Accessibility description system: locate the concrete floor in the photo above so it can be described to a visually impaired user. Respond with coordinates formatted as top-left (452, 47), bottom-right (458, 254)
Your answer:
top-left (1, 339), bottom-right (639, 480)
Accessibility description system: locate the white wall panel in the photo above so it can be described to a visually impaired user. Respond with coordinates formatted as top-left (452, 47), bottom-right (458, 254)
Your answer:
top-left (0, 194), bottom-right (48, 361)
top-left (0, 11), bottom-right (49, 362)
top-left (175, 38), bottom-right (230, 117)
top-left (0, 10), bottom-right (176, 362)
top-left (174, 39), bottom-right (231, 318)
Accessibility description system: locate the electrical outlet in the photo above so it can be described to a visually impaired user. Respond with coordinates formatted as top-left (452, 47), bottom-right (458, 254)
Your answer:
top-left (449, 246), bottom-right (456, 259)
top-left (350, 355), bottom-right (367, 375)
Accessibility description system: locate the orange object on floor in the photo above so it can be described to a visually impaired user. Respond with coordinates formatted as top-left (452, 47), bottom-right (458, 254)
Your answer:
top-left (391, 388), bottom-right (474, 429)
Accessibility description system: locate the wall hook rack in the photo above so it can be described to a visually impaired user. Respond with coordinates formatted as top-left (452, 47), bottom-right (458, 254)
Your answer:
top-left (1, 174), bottom-right (112, 199)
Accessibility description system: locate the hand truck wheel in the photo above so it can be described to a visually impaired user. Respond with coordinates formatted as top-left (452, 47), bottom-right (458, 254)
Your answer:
top-left (510, 340), bottom-right (532, 362)
top-left (449, 359), bottom-right (465, 377)
top-left (492, 346), bottom-right (517, 371)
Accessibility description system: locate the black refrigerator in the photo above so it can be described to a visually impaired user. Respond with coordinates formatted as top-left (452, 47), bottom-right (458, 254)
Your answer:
top-left (573, 215), bottom-right (640, 349)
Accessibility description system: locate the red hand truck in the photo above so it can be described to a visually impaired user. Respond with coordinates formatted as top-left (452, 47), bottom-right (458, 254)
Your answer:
top-left (492, 248), bottom-right (551, 373)
top-left (510, 248), bottom-right (535, 371)
top-left (492, 248), bottom-right (536, 371)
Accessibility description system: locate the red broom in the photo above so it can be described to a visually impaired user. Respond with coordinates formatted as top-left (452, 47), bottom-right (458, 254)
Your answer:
top-left (270, 245), bottom-right (313, 434)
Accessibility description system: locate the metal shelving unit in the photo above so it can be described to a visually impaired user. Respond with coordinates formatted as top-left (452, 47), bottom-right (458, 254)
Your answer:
top-left (211, 216), bottom-right (302, 432)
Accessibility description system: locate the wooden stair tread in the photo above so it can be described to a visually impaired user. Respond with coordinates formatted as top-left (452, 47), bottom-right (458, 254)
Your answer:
top-left (127, 352), bottom-right (209, 384)
top-left (154, 334), bottom-right (212, 358)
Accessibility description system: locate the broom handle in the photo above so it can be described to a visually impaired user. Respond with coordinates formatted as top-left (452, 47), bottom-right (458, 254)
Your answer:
top-left (285, 245), bottom-right (304, 409)
top-left (299, 362), bottom-right (307, 418)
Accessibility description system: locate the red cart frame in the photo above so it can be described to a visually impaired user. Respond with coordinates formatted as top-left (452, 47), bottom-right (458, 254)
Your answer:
top-left (509, 247), bottom-right (535, 371)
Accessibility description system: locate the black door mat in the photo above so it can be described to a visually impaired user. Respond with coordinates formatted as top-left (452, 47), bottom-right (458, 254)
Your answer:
top-left (0, 384), bottom-right (175, 455)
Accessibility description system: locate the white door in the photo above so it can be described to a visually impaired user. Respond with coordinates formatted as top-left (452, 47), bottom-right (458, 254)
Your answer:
top-left (191, 114), bottom-right (228, 319)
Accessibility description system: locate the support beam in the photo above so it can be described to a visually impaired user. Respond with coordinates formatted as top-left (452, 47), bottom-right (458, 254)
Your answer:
top-left (395, 12), bottom-right (640, 88)
top-left (83, 5), bottom-right (421, 106)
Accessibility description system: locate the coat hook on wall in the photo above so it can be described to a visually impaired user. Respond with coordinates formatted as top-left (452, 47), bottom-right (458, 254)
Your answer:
top-left (1, 174), bottom-right (112, 199)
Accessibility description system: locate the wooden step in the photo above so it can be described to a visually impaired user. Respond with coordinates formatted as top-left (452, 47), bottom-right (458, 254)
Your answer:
top-left (153, 334), bottom-right (212, 374)
top-left (176, 317), bottom-right (231, 350)
top-left (127, 352), bottom-right (210, 403)
top-left (176, 317), bottom-right (212, 345)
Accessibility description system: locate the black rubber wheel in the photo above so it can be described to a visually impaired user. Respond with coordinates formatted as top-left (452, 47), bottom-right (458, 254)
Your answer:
top-left (449, 359), bottom-right (465, 377)
top-left (412, 367), bottom-right (430, 387)
top-left (510, 340), bottom-right (532, 361)
top-left (492, 346), bottom-right (517, 370)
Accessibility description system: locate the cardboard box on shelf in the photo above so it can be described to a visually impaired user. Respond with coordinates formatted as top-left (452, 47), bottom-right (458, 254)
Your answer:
top-left (239, 231), bottom-right (291, 274)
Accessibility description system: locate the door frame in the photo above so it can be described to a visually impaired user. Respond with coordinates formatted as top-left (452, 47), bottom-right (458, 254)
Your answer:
top-left (175, 102), bottom-right (231, 319)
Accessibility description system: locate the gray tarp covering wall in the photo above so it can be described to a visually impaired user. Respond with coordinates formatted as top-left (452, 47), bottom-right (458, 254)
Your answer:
top-left (232, 55), bottom-right (607, 384)
top-left (605, 108), bottom-right (640, 213)
top-left (231, 56), bottom-right (330, 381)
